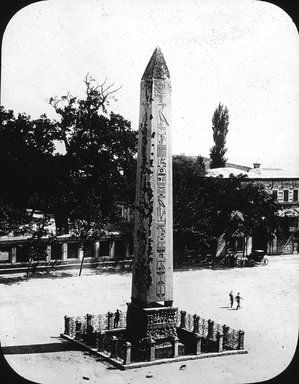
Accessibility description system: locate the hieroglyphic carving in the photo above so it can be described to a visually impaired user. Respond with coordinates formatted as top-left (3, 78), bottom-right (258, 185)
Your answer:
top-left (154, 81), bottom-right (166, 103)
top-left (154, 81), bottom-right (170, 300)
top-left (133, 96), bottom-right (154, 294)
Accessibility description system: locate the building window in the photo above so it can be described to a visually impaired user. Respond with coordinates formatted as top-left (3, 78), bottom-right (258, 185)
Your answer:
top-left (0, 246), bottom-right (10, 262)
top-left (51, 243), bottom-right (62, 260)
top-left (272, 190), bottom-right (278, 200)
top-left (99, 241), bottom-right (109, 257)
top-left (16, 244), bottom-right (30, 262)
top-left (114, 240), bottom-right (126, 260)
top-left (236, 238), bottom-right (243, 251)
top-left (283, 190), bottom-right (289, 202)
top-left (293, 189), bottom-right (298, 202)
top-left (83, 243), bottom-right (94, 258)
top-left (67, 242), bottom-right (79, 259)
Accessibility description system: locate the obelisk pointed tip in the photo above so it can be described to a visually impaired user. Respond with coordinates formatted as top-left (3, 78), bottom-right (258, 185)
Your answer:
top-left (142, 47), bottom-right (170, 80)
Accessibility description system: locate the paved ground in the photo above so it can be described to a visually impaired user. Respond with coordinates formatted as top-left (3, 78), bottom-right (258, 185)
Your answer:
top-left (0, 254), bottom-right (298, 384)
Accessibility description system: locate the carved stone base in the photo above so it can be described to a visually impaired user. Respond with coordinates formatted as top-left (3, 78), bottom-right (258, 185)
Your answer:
top-left (154, 339), bottom-right (185, 359)
top-left (126, 302), bottom-right (178, 343)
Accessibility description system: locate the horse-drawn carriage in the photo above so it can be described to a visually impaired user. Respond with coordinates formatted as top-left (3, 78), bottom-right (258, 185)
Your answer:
top-left (223, 249), bottom-right (269, 267)
top-left (245, 249), bottom-right (269, 267)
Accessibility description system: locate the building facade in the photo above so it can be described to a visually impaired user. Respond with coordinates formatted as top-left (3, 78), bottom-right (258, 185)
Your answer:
top-left (207, 163), bottom-right (299, 255)
top-left (0, 232), bottom-right (133, 273)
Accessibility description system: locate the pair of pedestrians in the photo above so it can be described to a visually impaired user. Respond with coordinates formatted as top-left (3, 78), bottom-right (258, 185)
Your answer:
top-left (229, 291), bottom-right (243, 310)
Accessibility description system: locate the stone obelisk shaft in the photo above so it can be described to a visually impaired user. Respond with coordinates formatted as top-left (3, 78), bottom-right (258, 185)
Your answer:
top-left (131, 47), bottom-right (173, 306)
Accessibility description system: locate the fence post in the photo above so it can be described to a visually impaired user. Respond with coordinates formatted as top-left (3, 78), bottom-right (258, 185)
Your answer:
top-left (85, 314), bottom-right (95, 345)
top-left (217, 331), bottom-right (224, 352)
top-left (11, 247), bottom-right (17, 265)
top-left (193, 334), bottom-right (202, 355)
top-left (97, 331), bottom-right (105, 352)
top-left (64, 316), bottom-right (70, 335)
top-left (222, 324), bottom-right (230, 348)
top-left (238, 330), bottom-right (245, 350)
top-left (171, 335), bottom-right (179, 358)
top-left (86, 314), bottom-right (93, 332)
top-left (46, 245), bottom-right (51, 262)
top-left (62, 243), bottom-right (68, 261)
top-left (193, 314), bottom-right (200, 334)
top-left (147, 338), bottom-right (156, 361)
top-left (107, 311), bottom-right (114, 330)
top-left (207, 319), bottom-right (214, 339)
top-left (110, 336), bottom-right (118, 358)
top-left (75, 321), bottom-right (82, 340)
top-left (123, 341), bottom-right (132, 365)
top-left (109, 241), bottom-right (115, 259)
top-left (94, 241), bottom-right (100, 260)
top-left (180, 310), bottom-right (186, 328)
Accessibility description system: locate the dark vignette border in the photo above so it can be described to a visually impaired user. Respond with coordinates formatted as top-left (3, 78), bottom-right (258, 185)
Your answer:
top-left (0, 1), bottom-right (298, 383)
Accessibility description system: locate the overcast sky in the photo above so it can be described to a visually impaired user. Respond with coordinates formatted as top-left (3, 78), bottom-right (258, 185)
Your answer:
top-left (1, 0), bottom-right (299, 172)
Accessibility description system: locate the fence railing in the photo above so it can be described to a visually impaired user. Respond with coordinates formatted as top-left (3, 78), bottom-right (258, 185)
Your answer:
top-left (177, 310), bottom-right (244, 350)
top-left (63, 309), bottom-right (245, 364)
top-left (64, 310), bottom-right (126, 338)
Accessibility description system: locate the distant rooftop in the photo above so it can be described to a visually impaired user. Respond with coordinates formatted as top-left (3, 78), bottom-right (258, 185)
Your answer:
top-left (174, 155), bottom-right (299, 179)
top-left (247, 167), bottom-right (299, 179)
top-left (186, 156), bottom-right (251, 172)
top-left (206, 167), bottom-right (247, 178)
top-left (206, 166), bottom-right (299, 179)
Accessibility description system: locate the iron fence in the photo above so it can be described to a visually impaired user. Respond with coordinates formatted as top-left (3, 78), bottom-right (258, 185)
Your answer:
top-left (65, 311), bottom-right (127, 338)
top-left (177, 310), bottom-right (243, 350)
top-left (64, 309), bottom-right (244, 355)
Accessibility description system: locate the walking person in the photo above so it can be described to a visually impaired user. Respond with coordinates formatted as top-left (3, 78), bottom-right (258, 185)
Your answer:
top-left (114, 309), bottom-right (122, 328)
top-left (229, 291), bottom-right (234, 308)
top-left (235, 292), bottom-right (243, 310)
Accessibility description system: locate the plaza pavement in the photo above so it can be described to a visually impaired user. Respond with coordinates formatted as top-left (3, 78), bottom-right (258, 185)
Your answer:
top-left (0, 254), bottom-right (298, 384)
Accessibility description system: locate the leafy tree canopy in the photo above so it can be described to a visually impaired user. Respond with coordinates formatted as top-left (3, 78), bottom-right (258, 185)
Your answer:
top-left (0, 75), bottom-right (137, 242)
top-left (173, 155), bottom-right (279, 256)
top-left (47, 75), bottom-right (137, 235)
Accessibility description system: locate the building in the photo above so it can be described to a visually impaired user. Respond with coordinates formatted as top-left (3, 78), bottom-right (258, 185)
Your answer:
top-left (206, 163), bottom-right (299, 255)
top-left (0, 208), bottom-right (134, 273)
top-left (0, 232), bottom-right (133, 274)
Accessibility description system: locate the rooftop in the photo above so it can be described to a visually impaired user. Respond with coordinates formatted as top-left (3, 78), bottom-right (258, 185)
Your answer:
top-left (206, 167), bottom-right (299, 179)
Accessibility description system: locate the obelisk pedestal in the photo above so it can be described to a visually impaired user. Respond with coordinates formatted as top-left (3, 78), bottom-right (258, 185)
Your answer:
top-left (126, 47), bottom-right (178, 345)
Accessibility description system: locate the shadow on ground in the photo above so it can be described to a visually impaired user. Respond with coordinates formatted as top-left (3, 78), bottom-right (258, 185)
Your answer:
top-left (1, 339), bottom-right (82, 355)
top-left (174, 264), bottom-right (252, 273)
top-left (0, 271), bottom-right (76, 286)
top-left (0, 261), bottom-right (262, 285)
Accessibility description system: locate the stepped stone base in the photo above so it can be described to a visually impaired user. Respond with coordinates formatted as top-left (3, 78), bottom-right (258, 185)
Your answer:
top-left (61, 333), bottom-right (248, 370)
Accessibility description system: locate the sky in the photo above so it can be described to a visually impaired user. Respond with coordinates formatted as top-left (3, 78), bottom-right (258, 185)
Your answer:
top-left (1, 0), bottom-right (299, 173)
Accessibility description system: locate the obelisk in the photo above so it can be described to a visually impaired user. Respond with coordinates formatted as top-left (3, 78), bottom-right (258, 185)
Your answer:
top-left (131, 46), bottom-right (173, 307)
top-left (126, 47), bottom-right (176, 342)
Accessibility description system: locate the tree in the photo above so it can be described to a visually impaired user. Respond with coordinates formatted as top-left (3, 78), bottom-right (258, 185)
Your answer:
top-left (0, 107), bottom-right (57, 207)
top-left (0, 107), bottom-right (58, 234)
top-left (0, 200), bottom-right (28, 236)
top-left (47, 75), bottom-right (137, 238)
top-left (209, 103), bottom-right (229, 168)
top-left (172, 155), bottom-right (279, 263)
top-left (47, 75), bottom-right (137, 273)
top-left (199, 175), bottom-right (279, 259)
top-left (1, 75), bottom-right (137, 274)
top-left (234, 181), bottom-right (279, 254)
top-left (173, 155), bottom-right (209, 260)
